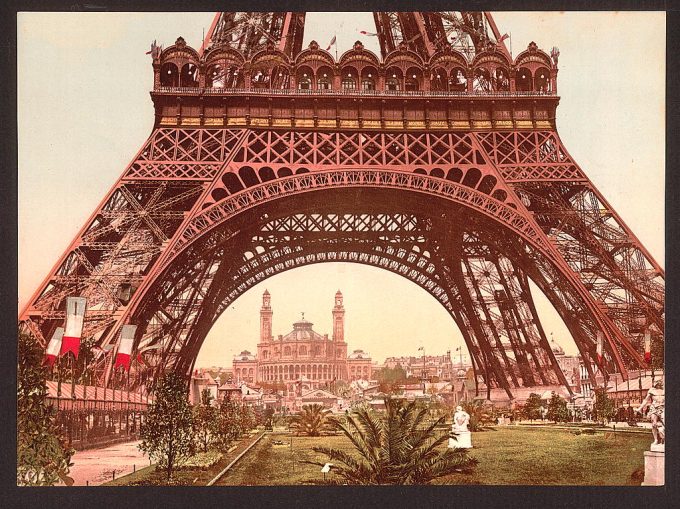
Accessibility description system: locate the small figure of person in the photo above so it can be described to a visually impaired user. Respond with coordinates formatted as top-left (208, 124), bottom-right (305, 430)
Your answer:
top-left (636, 380), bottom-right (665, 448)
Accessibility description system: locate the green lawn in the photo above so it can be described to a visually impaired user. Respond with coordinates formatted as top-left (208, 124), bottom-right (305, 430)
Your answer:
top-left (216, 427), bottom-right (649, 486)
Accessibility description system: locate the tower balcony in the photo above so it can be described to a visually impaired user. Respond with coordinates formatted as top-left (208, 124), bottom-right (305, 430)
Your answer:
top-left (150, 37), bottom-right (560, 131)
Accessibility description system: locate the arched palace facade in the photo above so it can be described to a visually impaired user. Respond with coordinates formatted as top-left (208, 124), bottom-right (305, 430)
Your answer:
top-left (232, 290), bottom-right (372, 391)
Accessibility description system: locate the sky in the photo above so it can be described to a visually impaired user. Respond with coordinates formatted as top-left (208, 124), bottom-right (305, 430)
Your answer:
top-left (17, 12), bottom-right (665, 368)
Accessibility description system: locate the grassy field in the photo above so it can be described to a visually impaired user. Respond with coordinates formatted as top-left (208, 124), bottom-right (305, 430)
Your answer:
top-left (216, 427), bottom-right (649, 486)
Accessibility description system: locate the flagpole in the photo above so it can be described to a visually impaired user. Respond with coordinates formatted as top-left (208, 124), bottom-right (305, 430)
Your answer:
top-left (71, 353), bottom-right (76, 401)
top-left (56, 356), bottom-right (63, 411)
top-left (335, 33), bottom-right (338, 61)
top-left (82, 350), bottom-right (88, 403)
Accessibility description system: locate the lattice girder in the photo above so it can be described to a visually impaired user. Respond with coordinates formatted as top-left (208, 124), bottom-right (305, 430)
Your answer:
top-left (20, 119), bottom-right (663, 396)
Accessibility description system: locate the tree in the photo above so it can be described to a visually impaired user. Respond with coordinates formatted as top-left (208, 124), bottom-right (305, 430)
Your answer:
top-left (307, 398), bottom-right (477, 485)
top-left (17, 332), bottom-right (75, 486)
top-left (289, 404), bottom-right (335, 436)
top-left (546, 392), bottom-right (570, 423)
top-left (461, 400), bottom-right (494, 431)
top-left (238, 404), bottom-right (257, 434)
top-left (139, 372), bottom-right (195, 481)
top-left (592, 388), bottom-right (615, 424)
top-left (650, 335), bottom-right (664, 370)
top-left (375, 364), bottom-right (406, 384)
top-left (523, 393), bottom-right (544, 420)
top-left (192, 389), bottom-right (217, 452)
top-left (214, 396), bottom-right (242, 450)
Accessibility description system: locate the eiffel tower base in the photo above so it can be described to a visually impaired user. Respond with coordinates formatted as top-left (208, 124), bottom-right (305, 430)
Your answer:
top-left (641, 449), bottom-right (664, 486)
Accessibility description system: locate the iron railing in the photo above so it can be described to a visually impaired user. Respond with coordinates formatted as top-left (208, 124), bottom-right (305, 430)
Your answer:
top-left (153, 86), bottom-right (557, 98)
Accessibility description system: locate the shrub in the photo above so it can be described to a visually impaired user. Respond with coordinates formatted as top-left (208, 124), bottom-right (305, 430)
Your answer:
top-left (177, 451), bottom-right (223, 470)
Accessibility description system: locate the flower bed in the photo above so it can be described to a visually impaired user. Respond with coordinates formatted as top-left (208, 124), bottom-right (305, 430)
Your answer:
top-left (177, 451), bottom-right (223, 470)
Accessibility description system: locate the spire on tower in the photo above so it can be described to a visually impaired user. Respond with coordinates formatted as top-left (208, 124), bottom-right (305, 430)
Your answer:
top-left (260, 290), bottom-right (273, 342)
top-left (332, 290), bottom-right (345, 342)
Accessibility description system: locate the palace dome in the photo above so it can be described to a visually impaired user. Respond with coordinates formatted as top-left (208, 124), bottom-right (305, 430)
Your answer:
top-left (281, 318), bottom-right (325, 342)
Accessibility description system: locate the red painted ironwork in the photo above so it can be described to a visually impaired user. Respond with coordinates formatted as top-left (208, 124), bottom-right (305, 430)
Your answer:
top-left (19, 11), bottom-right (664, 400)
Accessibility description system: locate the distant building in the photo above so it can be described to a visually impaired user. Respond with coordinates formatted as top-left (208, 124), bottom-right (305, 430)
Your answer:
top-left (189, 369), bottom-right (219, 405)
top-left (383, 351), bottom-right (466, 382)
top-left (549, 337), bottom-right (582, 394)
top-left (231, 290), bottom-right (372, 393)
top-left (347, 349), bottom-right (373, 380)
top-left (233, 350), bottom-right (257, 383)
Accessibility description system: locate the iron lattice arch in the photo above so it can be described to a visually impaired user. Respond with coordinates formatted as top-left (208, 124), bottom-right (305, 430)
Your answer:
top-left (20, 11), bottom-right (664, 399)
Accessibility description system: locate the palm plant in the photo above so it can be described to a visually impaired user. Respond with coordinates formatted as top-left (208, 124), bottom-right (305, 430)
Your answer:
top-left (289, 404), bottom-right (336, 436)
top-left (306, 399), bottom-right (477, 484)
top-left (461, 400), bottom-right (495, 432)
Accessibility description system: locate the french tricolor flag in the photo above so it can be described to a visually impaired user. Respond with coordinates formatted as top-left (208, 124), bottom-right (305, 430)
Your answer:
top-left (644, 331), bottom-right (652, 364)
top-left (43, 327), bottom-right (64, 367)
top-left (114, 324), bottom-right (137, 372)
top-left (596, 331), bottom-right (604, 365)
top-left (60, 297), bottom-right (87, 359)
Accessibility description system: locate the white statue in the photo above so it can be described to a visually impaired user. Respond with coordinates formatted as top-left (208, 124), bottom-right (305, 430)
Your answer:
top-left (449, 405), bottom-right (473, 449)
top-left (637, 380), bottom-right (665, 451)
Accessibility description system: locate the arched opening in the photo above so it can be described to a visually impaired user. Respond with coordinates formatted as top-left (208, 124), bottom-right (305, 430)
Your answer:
top-left (361, 66), bottom-right (378, 91)
top-left (224, 66), bottom-right (243, 88)
top-left (430, 67), bottom-right (448, 91)
top-left (405, 67), bottom-right (423, 91)
top-left (270, 65), bottom-right (290, 89)
top-left (130, 180), bottom-right (618, 403)
top-left (251, 67), bottom-right (271, 87)
top-left (473, 67), bottom-right (492, 93)
top-left (341, 67), bottom-right (358, 90)
top-left (180, 63), bottom-right (199, 87)
top-left (316, 66), bottom-right (333, 90)
top-left (238, 166), bottom-right (259, 188)
top-left (296, 65), bottom-right (314, 90)
top-left (446, 168), bottom-right (463, 182)
top-left (385, 67), bottom-right (403, 91)
top-left (222, 172), bottom-right (244, 194)
top-left (462, 167), bottom-right (482, 187)
top-left (477, 175), bottom-right (498, 194)
top-left (516, 67), bottom-right (533, 92)
top-left (206, 64), bottom-right (224, 88)
top-left (160, 62), bottom-right (179, 87)
top-left (449, 67), bottom-right (467, 92)
top-left (259, 167), bottom-right (276, 182)
top-left (535, 67), bottom-right (551, 93)
top-left (494, 67), bottom-right (510, 91)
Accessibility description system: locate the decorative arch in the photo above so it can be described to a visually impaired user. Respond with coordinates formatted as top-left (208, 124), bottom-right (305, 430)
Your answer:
top-left (160, 62), bottom-right (179, 87)
top-left (338, 41), bottom-right (381, 69)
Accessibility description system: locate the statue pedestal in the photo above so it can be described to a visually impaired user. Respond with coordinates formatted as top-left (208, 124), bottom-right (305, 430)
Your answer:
top-left (449, 431), bottom-right (472, 449)
top-left (641, 450), bottom-right (664, 486)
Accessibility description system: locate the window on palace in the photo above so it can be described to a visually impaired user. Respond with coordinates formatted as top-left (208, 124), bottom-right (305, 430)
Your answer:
top-left (284, 346), bottom-right (291, 356)
top-left (361, 79), bottom-right (375, 91)
top-left (342, 76), bottom-right (357, 90)
top-left (386, 78), bottom-right (400, 91)
top-left (405, 73), bottom-right (419, 91)
top-left (298, 76), bottom-right (312, 90)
